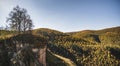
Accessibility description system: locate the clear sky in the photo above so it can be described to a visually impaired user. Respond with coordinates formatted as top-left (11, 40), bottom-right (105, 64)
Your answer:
top-left (0, 0), bottom-right (120, 32)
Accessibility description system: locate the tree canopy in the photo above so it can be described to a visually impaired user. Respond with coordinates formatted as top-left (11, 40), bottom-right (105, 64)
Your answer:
top-left (7, 5), bottom-right (34, 33)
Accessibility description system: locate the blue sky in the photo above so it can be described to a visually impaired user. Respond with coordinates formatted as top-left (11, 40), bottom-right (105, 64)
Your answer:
top-left (0, 0), bottom-right (120, 32)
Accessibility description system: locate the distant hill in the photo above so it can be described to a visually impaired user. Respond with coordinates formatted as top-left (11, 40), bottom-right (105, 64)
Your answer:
top-left (33, 28), bottom-right (63, 35)
top-left (67, 26), bottom-right (120, 34)
top-left (66, 26), bottom-right (120, 44)
top-left (32, 26), bottom-right (120, 44)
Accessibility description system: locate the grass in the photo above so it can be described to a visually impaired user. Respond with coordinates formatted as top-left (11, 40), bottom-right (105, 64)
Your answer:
top-left (74, 44), bottom-right (120, 66)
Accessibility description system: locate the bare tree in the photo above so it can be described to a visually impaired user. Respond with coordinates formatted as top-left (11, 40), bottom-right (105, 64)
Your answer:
top-left (6, 5), bottom-right (34, 33)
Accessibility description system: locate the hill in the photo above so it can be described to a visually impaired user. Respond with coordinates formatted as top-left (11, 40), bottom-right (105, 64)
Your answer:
top-left (70, 26), bottom-right (120, 44)
top-left (0, 26), bottom-right (120, 66)
top-left (31, 26), bottom-right (120, 66)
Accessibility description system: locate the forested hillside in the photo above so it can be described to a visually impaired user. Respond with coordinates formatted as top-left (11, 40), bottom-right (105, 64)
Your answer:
top-left (0, 26), bottom-right (120, 66)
